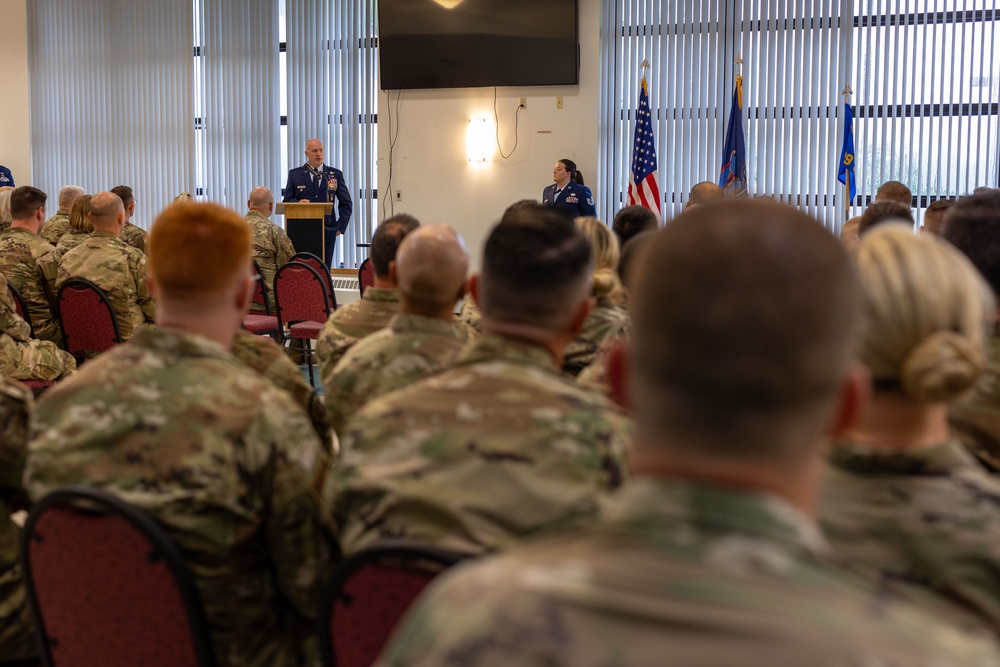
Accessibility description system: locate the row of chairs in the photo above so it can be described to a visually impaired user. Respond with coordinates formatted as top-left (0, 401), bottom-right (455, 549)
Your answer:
top-left (18, 487), bottom-right (462, 667)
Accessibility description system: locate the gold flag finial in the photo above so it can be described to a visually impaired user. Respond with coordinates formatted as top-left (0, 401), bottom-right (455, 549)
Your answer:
top-left (842, 83), bottom-right (853, 101)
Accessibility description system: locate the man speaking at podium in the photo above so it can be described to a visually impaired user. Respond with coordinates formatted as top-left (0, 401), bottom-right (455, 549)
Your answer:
top-left (282, 138), bottom-right (353, 267)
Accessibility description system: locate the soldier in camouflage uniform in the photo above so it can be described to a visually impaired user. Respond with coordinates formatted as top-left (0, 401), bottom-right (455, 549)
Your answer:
top-left (377, 200), bottom-right (1000, 667)
top-left (54, 193), bottom-right (93, 258)
top-left (942, 190), bottom-right (1000, 471)
top-left (230, 328), bottom-right (332, 453)
top-left (110, 185), bottom-right (149, 253)
top-left (244, 186), bottom-right (294, 313)
top-left (26, 202), bottom-right (338, 667)
top-left (316, 213), bottom-right (419, 376)
top-left (0, 271), bottom-right (75, 381)
top-left (819, 224), bottom-right (1000, 632)
top-left (336, 205), bottom-right (630, 557)
top-left (0, 186), bottom-right (63, 345)
top-left (39, 184), bottom-right (84, 245)
top-left (57, 191), bottom-right (155, 341)
top-left (0, 377), bottom-right (37, 662)
top-left (324, 224), bottom-right (469, 435)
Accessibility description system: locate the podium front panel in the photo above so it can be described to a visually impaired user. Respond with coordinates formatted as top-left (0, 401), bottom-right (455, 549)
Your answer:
top-left (287, 217), bottom-right (326, 261)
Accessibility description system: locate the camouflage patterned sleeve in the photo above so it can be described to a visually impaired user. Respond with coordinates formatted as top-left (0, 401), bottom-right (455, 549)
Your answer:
top-left (37, 247), bottom-right (61, 307)
top-left (276, 228), bottom-right (295, 268)
top-left (131, 251), bottom-right (157, 323)
top-left (0, 275), bottom-right (31, 343)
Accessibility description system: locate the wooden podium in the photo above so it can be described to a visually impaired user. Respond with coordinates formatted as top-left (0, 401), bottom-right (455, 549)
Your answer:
top-left (277, 202), bottom-right (333, 260)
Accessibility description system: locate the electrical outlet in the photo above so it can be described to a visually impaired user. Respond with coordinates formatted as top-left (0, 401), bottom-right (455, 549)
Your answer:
top-left (395, 190), bottom-right (402, 201)
top-left (519, 97), bottom-right (527, 108)
top-left (556, 96), bottom-right (563, 109)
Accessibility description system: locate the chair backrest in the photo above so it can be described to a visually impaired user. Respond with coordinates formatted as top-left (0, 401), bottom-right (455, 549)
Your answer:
top-left (250, 260), bottom-right (271, 315)
top-left (291, 252), bottom-right (337, 308)
top-left (319, 544), bottom-right (464, 667)
top-left (273, 261), bottom-right (333, 330)
top-left (6, 281), bottom-right (33, 335)
top-left (358, 257), bottom-right (375, 298)
top-left (21, 486), bottom-right (216, 667)
top-left (56, 278), bottom-right (122, 364)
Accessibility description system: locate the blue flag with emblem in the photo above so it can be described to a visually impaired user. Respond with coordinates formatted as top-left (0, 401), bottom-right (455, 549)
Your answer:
top-left (719, 76), bottom-right (747, 196)
top-left (837, 102), bottom-right (857, 205)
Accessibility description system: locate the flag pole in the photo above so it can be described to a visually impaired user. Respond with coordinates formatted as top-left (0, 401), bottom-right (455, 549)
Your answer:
top-left (842, 83), bottom-right (853, 220)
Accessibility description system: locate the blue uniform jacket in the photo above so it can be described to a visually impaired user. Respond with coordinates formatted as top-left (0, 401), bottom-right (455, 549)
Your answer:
top-left (0, 166), bottom-right (13, 188)
top-left (282, 164), bottom-right (353, 235)
top-left (542, 181), bottom-right (596, 217)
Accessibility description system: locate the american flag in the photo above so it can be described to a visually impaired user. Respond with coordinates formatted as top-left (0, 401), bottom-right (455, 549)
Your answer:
top-left (627, 76), bottom-right (661, 215)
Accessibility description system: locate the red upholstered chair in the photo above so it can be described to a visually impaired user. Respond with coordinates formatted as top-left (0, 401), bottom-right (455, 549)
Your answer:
top-left (357, 257), bottom-right (375, 298)
top-left (319, 544), bottom-right (465, 667)
top-left (273, 261), bottom-right (334, 383)
top-left (7, 282), bottom-right (33, 335)
top-left (21, 486), bottom-right (216, 667)
top-left (291, 252), bottom-right (337, 309)
top-left (242, 261), bottom-right (280, 338)
top-left (56, 278), bottom-right (122, 365)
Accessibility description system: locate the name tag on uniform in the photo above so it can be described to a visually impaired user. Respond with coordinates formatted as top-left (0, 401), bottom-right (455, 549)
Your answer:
top-left (297, 185), bottom-right (306, 191)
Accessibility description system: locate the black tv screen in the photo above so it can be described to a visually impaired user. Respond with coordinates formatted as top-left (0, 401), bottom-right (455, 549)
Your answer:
top-left (378, 0), bottom-right (579, 90)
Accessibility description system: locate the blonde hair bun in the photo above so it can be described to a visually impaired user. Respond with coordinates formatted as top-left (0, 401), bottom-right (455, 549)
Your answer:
top-left (900, 330), bottom-right (984, 402)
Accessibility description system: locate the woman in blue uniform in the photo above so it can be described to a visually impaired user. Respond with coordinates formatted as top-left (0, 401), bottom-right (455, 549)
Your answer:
top-left (542, 159), bottom-right (596, 217)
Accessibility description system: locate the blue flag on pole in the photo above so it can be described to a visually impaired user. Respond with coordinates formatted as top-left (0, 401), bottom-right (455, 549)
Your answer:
top-left (837, 102), bottom-right (857, 204)
top-left (719, 76), bottom-right (747, 196)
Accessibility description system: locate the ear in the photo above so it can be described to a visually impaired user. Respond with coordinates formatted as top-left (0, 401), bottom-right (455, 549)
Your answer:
top-left (146, 274), bottom-right (158, 298)
top-left (606, 339), bottom-right (630, 411)
top-left (387, 260), bottom-right (398, 285)
top-left (468, 274), bottom-right (480, 306)
top-left (825, 361), bottom-right (870, 440)
top-left (568, 297), bottom-right (594, 336)
top-left (235, 275), bottom-right (253, 312)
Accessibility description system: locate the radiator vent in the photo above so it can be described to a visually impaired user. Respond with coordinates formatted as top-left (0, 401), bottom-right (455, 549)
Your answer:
top-left (332, 277), bottom-right (360, 291)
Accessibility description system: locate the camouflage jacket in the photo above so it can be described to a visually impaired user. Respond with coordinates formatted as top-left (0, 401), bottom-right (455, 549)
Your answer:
top-left (230, 329), bottom-right (332, 453)
top-left (39, 210), bottom-right (70, 245)
top-left (335, 333), bottom-right (631, 557)
top-left (562, 298), bottom-right (630, 376)
top-left (457, 298), bottom-right (481, 335)
top-left (0, 377), bottom-right (36, 661)
top-left (246, 211), bottom-right (295, 313)
top-left (378, 477), bottom-right (1000, 667)
top-left (25, 326), bottom-right (339, 667)
top-left (821, 438), bottom-right (1000, 633)
top-left (324, 312), bottom-right (465, 436)
top-left (54, 228), bottom-right (90, 258)
top-left (57, 230), bottom-right (156, 340)
top-left (951, 333), bottom-right (1000, 471)
top-left (0, 227), bottom-right (62, 344)
top-left (0, 272), bottom-right (75, 381)
top-left (119, 221), bottom-right (148, 254)
top-left (316, 287), bottom-right (400, 380)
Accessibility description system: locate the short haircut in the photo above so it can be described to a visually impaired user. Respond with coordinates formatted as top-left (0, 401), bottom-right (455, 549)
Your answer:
top-left (148, 202), bottom-right (251, 296)
top-left (689, 181), bottom-right (724, 206)
top-left (371, 213), bottom-right (420, 278)
top-left (500, 199), bottom-right (541, 224)
top-left (858, 201), bottom-right (913, 235)
top-left (875, 180), bottom-right (912, 205)
top-left (110, 185), bottom-right (134, 207)
top-left (396, 224), bottom-right (469, 314)
top-left (628, 200), bottom-right (860, 465)
top-left (612, 205), bottom-right (658, 246)
top-left (856, 225), bottom-right (992, 402)
top-left (89, 192), bottom-right (124, 229)
top-left (0, 190), bottom-right (12, 225)
top-left (922, 199), bottom-right (954, 235)
top-left (576, 216), bottom-right (622, 302)
top-left (68, 195), bottom-right (94, 232)
top-left (479, 203), bottom-right (593, 330)
top-left (57, 185), bottom-right (85, 210)
top-left (10, 186), bottom-right (47, 220)
top-left (941, 189), bottom-right (1000, 295)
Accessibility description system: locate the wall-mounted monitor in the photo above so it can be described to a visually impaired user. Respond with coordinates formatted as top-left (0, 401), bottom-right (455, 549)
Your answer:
top-left (378, 0), bottom-right (579, 90)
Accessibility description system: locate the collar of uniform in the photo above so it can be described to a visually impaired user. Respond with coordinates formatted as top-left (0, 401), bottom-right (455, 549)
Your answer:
top-left (456, 333), bottom-right (559, 372)
top-left (389, 312), bottom-right (460, 338)
top-left (604, 476), bottom-right (830, 557)
top-left (90, 230), bottom-right (119, 240)
top-left (5, 226), bottom-right (35, 238)
top-left (362, 287), bottom-right (400, 303)
top-left (245, 211), bottom-right (270, 224)
top-left (828, 438), bottom-right (978, 476)
top-left (129, 326), bottom-right (234, 361)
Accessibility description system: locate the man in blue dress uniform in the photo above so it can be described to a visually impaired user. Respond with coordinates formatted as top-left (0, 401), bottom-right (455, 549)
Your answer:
top-left (0, 166), bottom-right (14, 188)
top-left (542, 158), bottom-right (596, 218)
top-left (281, 138), bottom-right (353, 267)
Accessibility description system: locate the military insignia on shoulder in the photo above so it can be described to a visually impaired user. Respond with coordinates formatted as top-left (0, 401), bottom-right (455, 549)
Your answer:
top-left (587, 197), bottom-right (594, 205)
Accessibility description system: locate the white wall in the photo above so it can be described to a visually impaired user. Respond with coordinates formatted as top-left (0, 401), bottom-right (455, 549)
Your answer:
top-left (0, 0), bottom-right (31, 185)
top-left (375, 0), bottom-right (601, 269)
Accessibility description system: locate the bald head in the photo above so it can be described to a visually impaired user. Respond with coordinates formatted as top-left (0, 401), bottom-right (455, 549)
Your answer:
top-left (305, 138), bottom-right (324, 168)
top-left (688, 181), bottom-right (724, 207)
top-left (58, 185), bottom-right (85, 211)
top-left (247, 186), bottom-right (274, 215)
top-left (89, 192), bottom-right (125, 234)
top-left (396, 224), bottom-right (469, 317)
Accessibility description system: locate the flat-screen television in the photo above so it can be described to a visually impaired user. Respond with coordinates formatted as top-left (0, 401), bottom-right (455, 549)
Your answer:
top-left (378, 0), bottom-right (579, 90)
